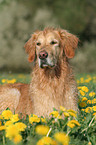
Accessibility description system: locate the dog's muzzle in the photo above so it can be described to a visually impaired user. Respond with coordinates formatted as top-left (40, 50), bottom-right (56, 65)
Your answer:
top-left (39, 51), bottom-right (48, 68)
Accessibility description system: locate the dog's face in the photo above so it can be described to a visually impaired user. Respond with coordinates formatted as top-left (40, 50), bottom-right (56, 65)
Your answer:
top-left (35, 31), bottom-right (61, 68)
top-left (24, 28), bottom-right (79, 69)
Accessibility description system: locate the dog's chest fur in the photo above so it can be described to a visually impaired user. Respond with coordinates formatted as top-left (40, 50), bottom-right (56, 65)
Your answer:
top-left (30, 80), bottom-right (65, 117)
top-left (29, 61), bottom-right (76, 117)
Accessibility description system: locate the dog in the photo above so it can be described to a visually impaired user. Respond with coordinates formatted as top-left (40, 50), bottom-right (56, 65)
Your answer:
top-left (0, 27), bottom-right (79, 117)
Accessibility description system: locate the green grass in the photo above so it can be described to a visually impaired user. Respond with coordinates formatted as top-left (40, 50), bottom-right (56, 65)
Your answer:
top-left (0, 73), bottom-right (96, 145)
top-left (0, 73), bottom-right (30, 84)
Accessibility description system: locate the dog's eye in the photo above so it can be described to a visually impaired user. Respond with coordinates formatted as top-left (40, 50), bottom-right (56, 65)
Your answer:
top-left (36, 42), bottom-right (41, 46)
top-left (50, 41), bottom-right (57, 45)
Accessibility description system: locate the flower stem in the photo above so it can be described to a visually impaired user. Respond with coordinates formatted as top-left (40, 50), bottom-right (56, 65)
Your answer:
top-left (46, 128), bottom-right (52, 137)
top-left (81, 115), bottom-right (96, 133)
top-left (3, 136), bottom-right (5, 145)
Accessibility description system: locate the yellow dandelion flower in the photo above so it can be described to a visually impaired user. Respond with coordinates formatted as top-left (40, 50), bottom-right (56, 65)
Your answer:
top-left (67, 109), bottom-right (77, 114)
top-left (85, 107), bottom-right (92, 113)
top-left (29, 114), bottom-right (40, 124)
top-left (10, 114), bottom-right (19, 123)
top-left (67, 110), bottom-right (77, 117)
top-left (92, 106), bottom-right (96, 111)
top-left (92, 112), bottom-right (96, 116)
top-left (0, 126), bottom-right (6, 131)
top-left (67, 121), bottom-right (75, 128)
top-left (92, 98), bottom-right (96, 104)
top-left (58, 115), bottom-right (62, 119)
top-left (4, 121), bottom-right (13, 127)
top-left (54, 132), bottom-right (69, 145)
top-left (2, 110), bottom-right (13, 120)
top-left (81, 109), bottom-right (85, 112)
top-left (84, 76), bottom-right (92, 83)
top-left (87, 100), bottom-right (92, 104)
top-left (69, 112), bottom-right (76, 117)
top-left (40, 118), bottom-right (47, 123)
top-left (77, 80), bottom-right (80, 83)
top-left (13, 134), bottom-right (22, 144)
top-left (63, 112), bottom-right (70, 117)
top-left (15, 122), bottom-right (27, 132)
top-left (81, 86), bottom-right (89, 92)
top-left (80, 77), bottom-right (84, 83)
top-left (32, 114), bottom-right (38, 117)
top-left (35, 125), bottom-right (49, 135)
top-left (82, 97), bottom-right (88, 101)
top-left (88, 141), bottom-right (92, 145)
top-left (0, 115), bottom-right (3, 119)
top-left (1, 79), bottom-right (6, 83)
top-left (70, 120), bottom-right (80, 126)
top-left (60, 106), bottom-right (66, 112)
top-left (6, 124), bottom-right (19, 139)
top-left (89, 92), bottom-right (95, 97)
top-left (7, 79), bottom-right (16, 84)
top-left (85, 79), bottom-right (90, 83)
top-left (79, 102), bottom-right (87, 107)
top-left (50, 111), bottom-right (59, 118)
top-left (67, 120), bottom-right (80, 128)
top-left (37, 136), bottom-right (57, 145)
top-left (87, 76), bottom-right (92, 80)
top-left (77, 87), bottom-right (82, 90)
top-left (79, 90), bottom-right (85, 96)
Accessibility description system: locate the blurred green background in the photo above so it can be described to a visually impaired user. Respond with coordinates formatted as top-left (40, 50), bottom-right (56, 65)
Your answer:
top-left (0, 0), bottom-right (96, 73)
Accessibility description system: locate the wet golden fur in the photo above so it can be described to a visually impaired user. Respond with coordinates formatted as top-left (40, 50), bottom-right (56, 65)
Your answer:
top-left (0, 27), bottom-right (79, 117)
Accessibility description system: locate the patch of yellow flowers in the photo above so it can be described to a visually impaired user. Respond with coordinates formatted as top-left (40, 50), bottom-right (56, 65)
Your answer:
top-left (0, 106), bottom-right (81, 145)
top-left (1, 79), bottom-right (16, 84)
top-left (0, 74), bottom-right (96, 144)
top-left (0, 110), bottom-right (27, 144)
top-left (77, 85), bottom-right (96, 116)
top-left (77, 75), bottom-right (96, 84)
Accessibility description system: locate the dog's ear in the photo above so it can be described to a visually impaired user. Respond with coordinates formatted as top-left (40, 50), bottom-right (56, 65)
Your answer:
top-left (24, 33), bottom-right (38, 62)
top-left (59, 29), bottom-right (79, 58)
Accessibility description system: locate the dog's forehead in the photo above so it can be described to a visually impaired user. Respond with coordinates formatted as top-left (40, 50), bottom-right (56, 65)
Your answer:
top-left (37, 31), bottom-right (60, 41)
top-left (46, 32), bottom-right (60, 40)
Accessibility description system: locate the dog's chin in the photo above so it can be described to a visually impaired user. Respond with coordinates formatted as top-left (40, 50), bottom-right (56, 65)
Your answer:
top-left (39, 63), bottom-right (55, 69)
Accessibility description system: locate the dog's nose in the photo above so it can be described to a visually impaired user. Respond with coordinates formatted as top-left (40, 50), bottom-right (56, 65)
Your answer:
top-left (39, 51), bottom-right (48, 59)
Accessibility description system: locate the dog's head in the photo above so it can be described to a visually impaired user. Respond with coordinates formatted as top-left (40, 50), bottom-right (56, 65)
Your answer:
top-left (24, 28), bottom-right (79, 69)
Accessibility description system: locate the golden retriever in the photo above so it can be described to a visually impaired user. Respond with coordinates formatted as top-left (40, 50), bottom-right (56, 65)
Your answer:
top-left (0, 27), bottom-right (79, 117)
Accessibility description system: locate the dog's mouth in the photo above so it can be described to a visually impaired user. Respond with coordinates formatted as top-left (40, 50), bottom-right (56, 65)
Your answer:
top-left (39, 59), bottom-right (56, 69)
top-left (40, 59), bottom-right (48, 68)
